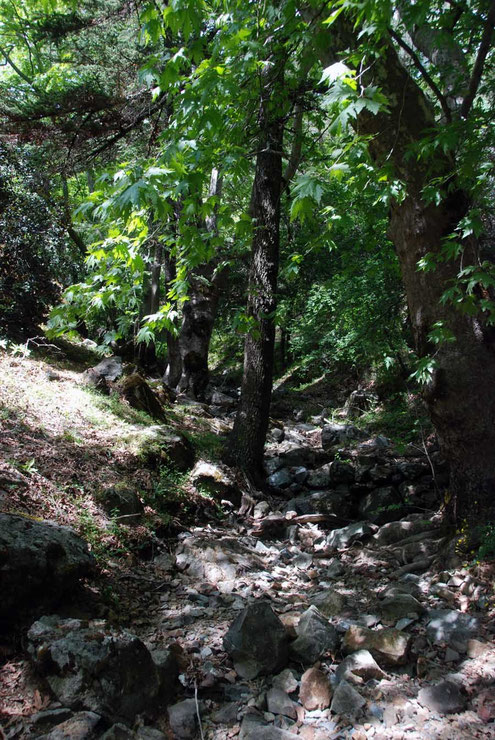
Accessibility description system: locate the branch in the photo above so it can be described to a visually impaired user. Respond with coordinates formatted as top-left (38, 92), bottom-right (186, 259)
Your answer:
top-left (0, 44), bottom-right (34, 85)
top-left (388, 29), bottom-right (452, 122)
top-left (459, 1), bottom-right (495, 119)
top-left (282, 101), bottom-right (304, 188)
top-left (88, 96), bottom-right (169, 160)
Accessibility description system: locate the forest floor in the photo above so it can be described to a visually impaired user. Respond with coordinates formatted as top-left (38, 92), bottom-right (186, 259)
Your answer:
top-left (0, 345), bottom-right (494, 740)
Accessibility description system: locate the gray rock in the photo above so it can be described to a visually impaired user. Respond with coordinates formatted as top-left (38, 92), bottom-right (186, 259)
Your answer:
top-left (379, 593), bottom-right (425, 621)
top-left (268, 468), bottom-right (292, 489)
top-left (358, 487), bottom-right (403, 524)
top-left (211, 390), bottom-right (237, 408)
top-left (330, 680), bottom-right (365, 717)
top-left (266, 687), bottom-right (298, 719)
top-left (321, 423), bottom-right (363, 449)
top-left (264, 457), bottom-right (284, 476)
top-left (293, 466), bottom-right (308, 484)
top-left (97, 483), bottom-right (143, 520)
top-left (224, 602), bottom-right (289, 679)
top-left (272, 669), bottom-right (299, 694)
top-left (84, 356), bottom-right (123, 389)
top-left (130, 425), bottom-right (194, 471)
top-left (328, 460), bottom-right (355, 484)
top-left (37, 711), bottom-right (100, 740)
top-left (290, 606), bottom-right (339, 664)
top-left (30, 708), bottom-right (73, 727)
top-left (335, 650), bottom-right (386, 684)
top-left (417, 680), bottom-right (467, 714)
top-left (307, 467), bottom-right (331, 489)
top-left (425, 609), bottom-right (479, 648)
top-left (168, 699), bottom-right (198, 739)
top-left (254, 501), bottom-right (271, 519)
top-left (311, 590), bottom-right (347, 617)
top-left (0, 514), bottom-right (95, 624)
top-left (271, 427), bottom-right (285, 443)
top-left (239, 714), bottom-right (297, 739)
top-left (136, 729), bottom-right (167, 740)
top-left (190, 461), bottom-right (241, 505)
top-left (28, 617), bottom-right (173, 723)
top-left (326, 521), bottom-right (375, 549)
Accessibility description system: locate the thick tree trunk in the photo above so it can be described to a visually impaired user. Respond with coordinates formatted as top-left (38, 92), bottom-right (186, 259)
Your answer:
top-left (313, 18), bottom-right (495, 528)
top-left (225, 64), bottom-right (285, 481)
top-left (178, 170), bottom-right (223, 399)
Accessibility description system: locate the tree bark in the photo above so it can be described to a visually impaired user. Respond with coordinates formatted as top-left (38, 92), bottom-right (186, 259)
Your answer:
top-left (225, 61), bottom-right (285, 481)
top-left (178, 169), bottom-right (224, 399)
top-left (313, 15), bottom-right (495, 528)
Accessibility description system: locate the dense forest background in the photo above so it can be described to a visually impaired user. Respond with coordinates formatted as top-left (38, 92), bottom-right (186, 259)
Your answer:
top-left (1, 0), bottom-right (495, 532)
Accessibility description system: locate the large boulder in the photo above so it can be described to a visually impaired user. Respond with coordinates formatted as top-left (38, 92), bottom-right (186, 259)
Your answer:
top-left (0, 514), bottom-right (95, 625)
top-left (28, 617), bottom-right (177, 723)
top-left (289, 606), bottom-right (339, 664)
top-left (116, 373), bottom-right (168, 422)
top-left (326, 521), bottom-right (376, 549)
top-left (83, 356), bottom-right (123, 392)
top-left (343, 625), bottom-right (410, 667)
top-left (224, 602), bottom-right (289, 679)
top-left (190, 461), bottom-right (241, 505)
top-left (127, 425), bottom-right (195, 472)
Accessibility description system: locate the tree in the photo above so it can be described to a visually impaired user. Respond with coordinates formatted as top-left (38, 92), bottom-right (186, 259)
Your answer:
top-left (305, 0), bottom-right (495, 530)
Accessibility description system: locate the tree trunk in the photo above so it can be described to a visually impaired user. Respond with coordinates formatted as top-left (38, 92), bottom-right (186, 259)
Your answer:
top-left (163, 249), bottom-right (182, 388)
top-left (178, 169), bottom-right (223, 399)
top-left (225, 62), bottom-right (285, 481)
top-left (313, 17), bottom-right (495, 528)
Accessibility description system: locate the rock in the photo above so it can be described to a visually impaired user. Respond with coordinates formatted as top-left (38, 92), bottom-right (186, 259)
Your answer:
top-left (290, 606), bottom-right (339, 664)
top-left (330, 680), bottom-right (365, 717)
top-left (358, 487), bottom-right (403, 524)
top-left (190, 461), bottom-right (241, 505)
top-left (211, 390), bottom-right (237, 408)
top-left (335, 650), bottom-right (386, 684)
top-left (272, 669), bottom-right (299, 694)
top-left (100, 725), bottom-right (135, 740)
top-left (271, 427), bottom-right (285, 443)
top-left (328, 461), bottom-right (356, 484)
top-left (467, 639), bottom-right (489, 659)
top-left (31, 708), bottom-right (73, 728)
top-left (239, 713), bottom-right (298, 739)
top-left (83, 356), bottom-right (123, 390)
top-left (96, 483), bottom-right (143, 520)
top-left (266, 688), bottom-right (298, 719)
top-left (168, 699), bottom-right (198, 739)
top-left (283, 491), bottom-right (353, 521)
top-left (254, 501), bottom-right (271, 519)
top-left (265, 457), bottom-right (284, 476)
top-left (321, 423), bottom-right (363, 449)
top-left (224, 602), bottom-right (289, 679)
top-left (27, 616), bottom-right (175, 723)
top-left (324, 560), bottom-right (345, 580)
top-left (307, 468), bottom-right (331, 489)
top-left (36, 711), bottom-right (101, 740)
top-left (379, 593), bottom-right (425, 621)
top-left (343, 625), bottom-right (410, 667)
top-left (311, 590), bottom-right (347, 617)
top-left (293, 466), bottom-right (308, 484)
top-left (326, 521), bottom-right (376, 550)
top-left (130, 425), bottom-right (195, 471)
top-left (268, 468), bottom-right (292, 489)
top-left (299, 667), bottom-right (331, 710)
top-left (0, 514), bottom-right (95, 625)
top-left (425, 609), bottom-right (479, 648)
top-left (117, 373), bottom-right (167, 421)
top-left (176, 533), bottom-right (264, 593)
top-left (417, 680), bottom-right (467, 714)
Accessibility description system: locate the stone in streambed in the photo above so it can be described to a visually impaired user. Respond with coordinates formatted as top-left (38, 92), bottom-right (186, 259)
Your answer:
top-left (299, 667), bottom-right (331, 710)
top-left (343, 625), bottom-right (410, 667)
top-left (224, 602), bottom-right (289, 679)
top-left (290, 606), bottom-right (339, 664)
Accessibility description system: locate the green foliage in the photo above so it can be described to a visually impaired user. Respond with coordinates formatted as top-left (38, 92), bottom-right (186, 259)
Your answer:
top-left (477, 523), bottom-right (495, 561)
top-left (0, 145), bottom-right (77, 337)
